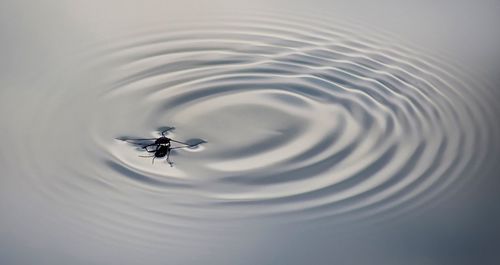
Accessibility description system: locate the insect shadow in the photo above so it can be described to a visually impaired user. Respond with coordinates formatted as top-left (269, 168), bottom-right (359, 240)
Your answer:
top-left (117, 127), bottom-right (206, 167)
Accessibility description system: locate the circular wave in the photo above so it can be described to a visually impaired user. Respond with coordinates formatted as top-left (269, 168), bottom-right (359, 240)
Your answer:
top-left (19, 13), bottom-right (500, 246)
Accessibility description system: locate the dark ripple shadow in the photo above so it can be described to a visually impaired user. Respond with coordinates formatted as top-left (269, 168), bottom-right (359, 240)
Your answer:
top-left (105, 160), bottom-right (191, 188)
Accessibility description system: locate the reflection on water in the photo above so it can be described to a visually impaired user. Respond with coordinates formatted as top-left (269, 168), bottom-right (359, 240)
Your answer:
top-left (1, 9), bottom-right (500, 265)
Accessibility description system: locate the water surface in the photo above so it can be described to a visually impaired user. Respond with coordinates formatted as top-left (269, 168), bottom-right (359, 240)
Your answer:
top-left (1, 3), bottom-right (500, 265)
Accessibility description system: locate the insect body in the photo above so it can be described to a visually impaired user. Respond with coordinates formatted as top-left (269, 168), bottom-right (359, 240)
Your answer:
top-left (140, 144), bottom-right (173, 166)
top-left (119, 127), bottom-right (205, 166)
top-left (135, 128), bottom-right (188, 150)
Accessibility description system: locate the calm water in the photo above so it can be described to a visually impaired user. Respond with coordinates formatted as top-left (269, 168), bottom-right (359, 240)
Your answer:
top-left (1, 2), bottom-right (500, 265)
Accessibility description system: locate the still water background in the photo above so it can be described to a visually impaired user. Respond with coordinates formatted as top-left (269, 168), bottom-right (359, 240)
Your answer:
top-left (1, 1), bottom-right (500, 264)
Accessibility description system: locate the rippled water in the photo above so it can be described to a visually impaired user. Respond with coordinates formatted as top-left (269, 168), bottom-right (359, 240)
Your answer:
top-left (2, 9), bottom-right (500, 263)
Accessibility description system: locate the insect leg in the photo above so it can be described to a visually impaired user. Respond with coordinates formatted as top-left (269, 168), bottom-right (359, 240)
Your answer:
top-left (166, 149), bottom-right (173, 167)
top-left (142, 143), bottom-right (158, 150)
top-left (124, 138), bottom-right (157, 141)
top-left (161, 127), bottom-right (175, 137)
top-left (171, 141), bottom-right (204, 149)
top-left (170, 139), bottom-right (191, 145)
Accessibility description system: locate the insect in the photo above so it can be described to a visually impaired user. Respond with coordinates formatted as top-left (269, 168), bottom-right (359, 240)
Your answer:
top-left (118, 127), bottom-right (205, 166)
top-left (131, 128), bottom-right (185, 150)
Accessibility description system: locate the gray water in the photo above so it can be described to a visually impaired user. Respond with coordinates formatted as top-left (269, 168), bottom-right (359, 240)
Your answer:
top-left (1, 1), bottom-right (500, 265)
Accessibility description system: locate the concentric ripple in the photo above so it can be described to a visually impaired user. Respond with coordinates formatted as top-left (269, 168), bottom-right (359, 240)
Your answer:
top-left (19, 13), bottom-right (500, 246)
